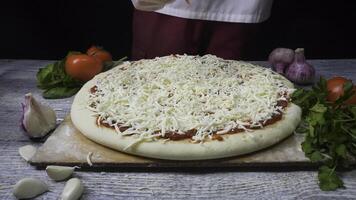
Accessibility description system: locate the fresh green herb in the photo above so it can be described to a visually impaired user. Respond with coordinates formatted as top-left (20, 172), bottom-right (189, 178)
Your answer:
top-left (36, 55), bottom-right (127, 99)
top-left (42, 87), bottom-right (80, 99)
top-left (37, 59), bottom-right (84, 99)
top-left (292, 77), bottom-right (356, 191)
top-left (318, 166), bottom-right (344, 191)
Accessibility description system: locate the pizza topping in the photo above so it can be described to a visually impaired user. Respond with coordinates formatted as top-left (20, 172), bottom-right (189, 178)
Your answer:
top-left (88, 55), bottom-right (294, 142)
top-left (160, 129), bottom-right (197, 140)
top-left (90, 86), bottom-right (98, 94)
top-left (211, 134), bottom-right (224, 141)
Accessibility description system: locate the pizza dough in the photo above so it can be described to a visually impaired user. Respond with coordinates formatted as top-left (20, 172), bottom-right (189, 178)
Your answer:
top-left (71, 55), bottom-right (302, 160)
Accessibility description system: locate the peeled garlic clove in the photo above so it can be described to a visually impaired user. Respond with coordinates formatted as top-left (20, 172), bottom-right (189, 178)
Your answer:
top-left (21, 93), bottom-right (57, 138)
top-left (13, 178), bottom-right (48, 199)
top-left (18, 145), bottom-right (37, 161)
top-left (46, 165), bottom-right (74, 181)
top-left (61, 178), bottom-right (84, 200)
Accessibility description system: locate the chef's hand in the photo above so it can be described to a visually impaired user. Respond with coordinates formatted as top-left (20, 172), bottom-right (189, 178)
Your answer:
top-left (131, 0), bottom-right (174, 11)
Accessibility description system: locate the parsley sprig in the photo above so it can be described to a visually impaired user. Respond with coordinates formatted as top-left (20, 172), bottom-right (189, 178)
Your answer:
top-left (291, 77), bottom-right (356, 191)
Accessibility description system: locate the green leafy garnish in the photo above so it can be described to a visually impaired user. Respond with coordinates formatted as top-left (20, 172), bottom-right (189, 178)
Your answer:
top-left (318, 166), bottom-right (344, 191)
top-left (292, 77), bottom-right (356, 191)
top-left (36, 59), bottom-right (84, 99)
top-left (42, 87), bottom-right (80, 99)
top-left (36, 54), bottom-right (127, 99)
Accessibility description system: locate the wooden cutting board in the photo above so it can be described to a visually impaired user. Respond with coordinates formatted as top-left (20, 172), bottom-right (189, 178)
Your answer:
top-left (29, 116), bottom-right (310, 168)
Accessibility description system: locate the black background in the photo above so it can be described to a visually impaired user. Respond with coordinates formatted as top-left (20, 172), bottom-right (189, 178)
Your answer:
top-left (1, 0), bottom-right (356, 60)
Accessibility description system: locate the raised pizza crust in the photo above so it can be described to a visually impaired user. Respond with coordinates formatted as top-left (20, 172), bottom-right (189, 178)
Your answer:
top-left (71, 73), bottom-right (302, 160)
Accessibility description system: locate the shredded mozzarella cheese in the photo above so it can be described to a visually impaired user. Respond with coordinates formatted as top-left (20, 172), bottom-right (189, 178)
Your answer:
top-left (87, 55), bottom-right (293, 142)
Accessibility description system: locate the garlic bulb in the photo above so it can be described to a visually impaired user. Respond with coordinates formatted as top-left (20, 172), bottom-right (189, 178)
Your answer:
top-left (285, 48), bottom-right (315, 85)
top-left (268, 47), bottom-right (295, 74)
top-left (13, 178), bottom-right (48, 199)
top-left (21, 93), bottom-right (57, 138)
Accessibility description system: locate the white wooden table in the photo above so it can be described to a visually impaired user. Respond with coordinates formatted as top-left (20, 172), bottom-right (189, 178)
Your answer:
top-left (1, 59), bottom-right (356, 200)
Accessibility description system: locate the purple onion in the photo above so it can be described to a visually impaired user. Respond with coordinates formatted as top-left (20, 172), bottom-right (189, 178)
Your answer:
top-left (268, 48), bottom-right (295, 74)
top-left (285, 48), bottom-right (315, 85)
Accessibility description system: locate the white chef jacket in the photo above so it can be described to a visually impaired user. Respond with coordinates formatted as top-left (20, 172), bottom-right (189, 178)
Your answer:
top-left (155, 0), bottom-right (274, 23)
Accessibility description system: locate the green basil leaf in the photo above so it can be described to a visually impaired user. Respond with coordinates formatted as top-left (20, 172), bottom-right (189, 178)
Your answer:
top-left (37, 64), bottom-right (53, 83)
top-left (43, 87), bottom-right (80, 99)
top-left (37, 60), bottom-right (68, 88)
top-left (62, 73), bottom-right (83, 87)
top-left (37, 63), bottom-right (57, 89)
top-left (36, 57), bottom-right (85, 99)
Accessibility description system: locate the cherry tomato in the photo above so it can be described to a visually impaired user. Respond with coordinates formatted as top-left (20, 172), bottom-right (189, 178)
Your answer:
top-left (65, 54), bottom-right (103, 82)
top-left (326, 77), bottom-right (348, 102)
top-left (86, 46), bottom-right (100, 57)
top-left (86, 46), bottom-right (112, 63)
top-left (326, 76), bottom-right (356, 104)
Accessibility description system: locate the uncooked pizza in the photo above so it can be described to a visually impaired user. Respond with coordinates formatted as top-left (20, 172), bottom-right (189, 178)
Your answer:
top-left (71, 55), bottom-right (301, 160)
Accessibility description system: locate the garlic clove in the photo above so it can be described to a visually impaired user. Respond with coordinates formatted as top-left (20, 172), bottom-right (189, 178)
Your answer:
top-left (61, 178), bottom-right (84, 200)
top-left (46, 165), bottom-right (74, 181)
top-left (21, 93), bottom-right (57, 138)
top-left (18, 145), bottom-right (37, 161)
top-left (13, 178), bottom-right (48, 199)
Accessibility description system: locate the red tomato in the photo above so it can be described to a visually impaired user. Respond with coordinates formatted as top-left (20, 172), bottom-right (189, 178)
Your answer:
top-left (87, 46), bottom-right (112, 63)
top-left (327, 77), bottom-right (348, 102)
top-left (65, 54), bottom-right (103, 82)
top-left (326, 76), bottom-right (356, 104)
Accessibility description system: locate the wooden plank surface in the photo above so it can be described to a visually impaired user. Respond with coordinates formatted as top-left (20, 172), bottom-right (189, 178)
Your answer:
top-left (29, 116), bottom-right (309, 168)
top-left (1, 59), bottom-right (356, 200)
